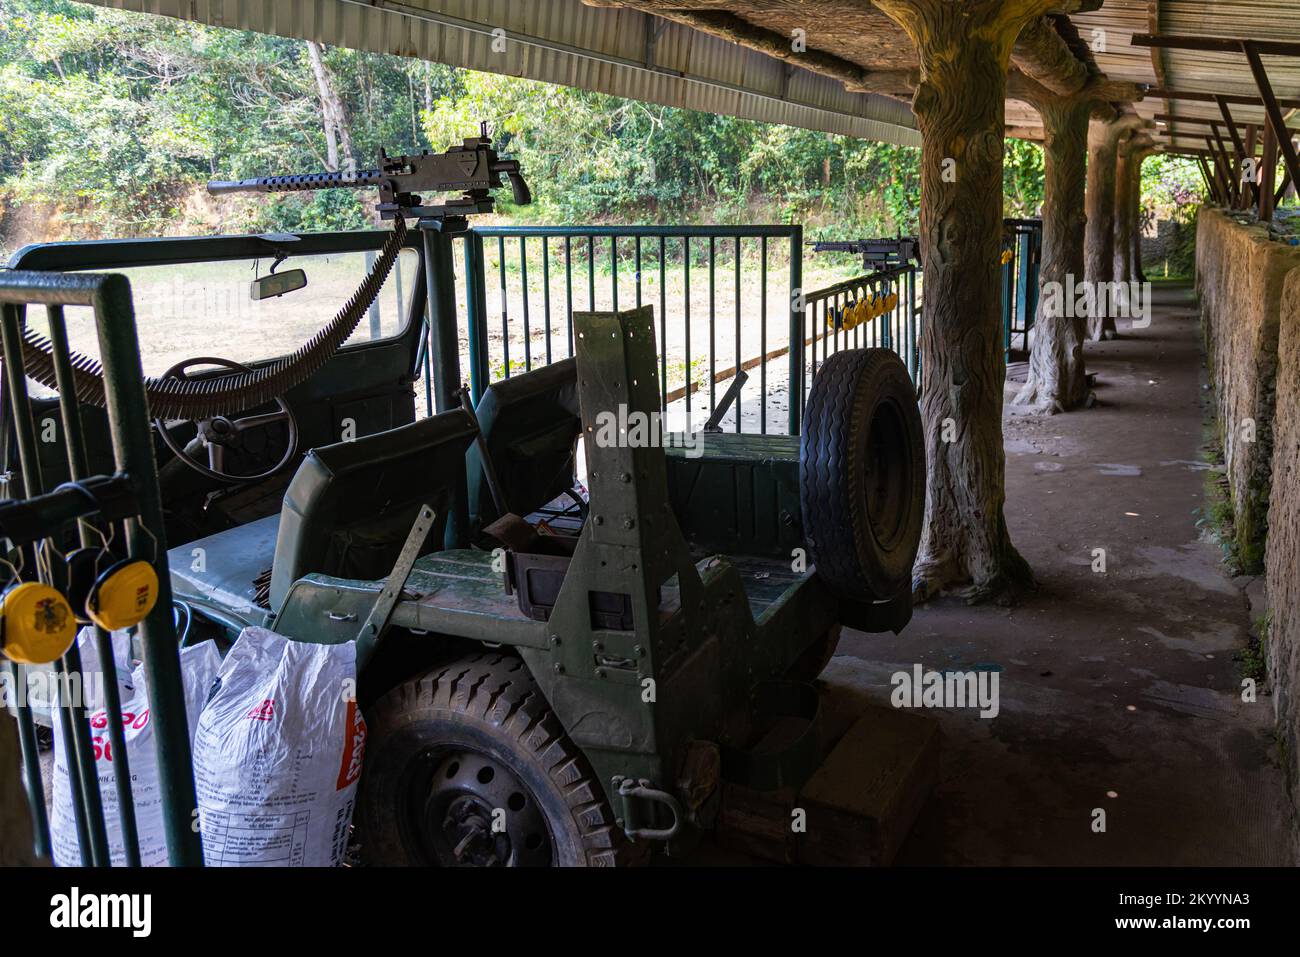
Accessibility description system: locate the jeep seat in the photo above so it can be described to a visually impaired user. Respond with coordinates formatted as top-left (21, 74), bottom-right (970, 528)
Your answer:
top-left (466, 358), bottom-right (581, 530)
top-left (269, 409), bottom-right (478, 609)
top-left (169, 409), bottom-right (478, 616)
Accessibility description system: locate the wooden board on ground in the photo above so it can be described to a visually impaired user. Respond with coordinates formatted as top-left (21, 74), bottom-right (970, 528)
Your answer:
top-left (716, 686), bottom-right (938, 866)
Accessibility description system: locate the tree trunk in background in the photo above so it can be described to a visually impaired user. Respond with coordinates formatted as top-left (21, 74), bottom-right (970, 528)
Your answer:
top-left (1014, 95), bottom-right (1090, 412)
top-left (1131, 146), bottom-right (1152, 283)
top-left (306, 40), bottom-right (356, 175)
top-left (1113, 132), bottom-right (1138, 283)
top-left (875, 0), bottom-right (1053, 603)
top-left (1114, 134), bottom-right (1155, 286)
top-left (1, 712), bottom-right (40, 865)
top-left (1084, 115), bottom-right (1142, 340)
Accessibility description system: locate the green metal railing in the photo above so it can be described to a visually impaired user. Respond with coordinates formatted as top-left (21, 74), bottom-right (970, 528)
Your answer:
top-left (461, 225), bottom-right (806, 434)
top-left (0, 270), bottom-right (201, 867)
top-left (800, 260), bottom-right (921, 398)
top-left (431, 222), bottom-right (1043, 438)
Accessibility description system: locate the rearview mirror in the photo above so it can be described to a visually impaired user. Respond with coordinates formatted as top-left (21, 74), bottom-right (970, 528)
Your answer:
top-left (250, 268), bottom-right (307, 301)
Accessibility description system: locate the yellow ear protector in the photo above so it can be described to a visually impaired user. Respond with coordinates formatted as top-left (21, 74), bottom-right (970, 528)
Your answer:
top-left (0, 552), bottom-right (77, 666)
top-left (64, 520), bottom-right (159, 631)
top-left (74, 523), bottom-right (160, 632)
top-left (86, 558), bottom-right (159, 631)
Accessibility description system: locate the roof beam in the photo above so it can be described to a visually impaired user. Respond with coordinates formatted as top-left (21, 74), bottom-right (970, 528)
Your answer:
top-left (589, 6), bottom-right (911, 99)
top-left (1132, 34), bottom-right (1300, 57)
top-left (1146, 87), bottom-right (1300, 110)
top-left (1243, 40), bottom-right (1300, 216)
top-left (1154, 113), bottom-right (1298, 133)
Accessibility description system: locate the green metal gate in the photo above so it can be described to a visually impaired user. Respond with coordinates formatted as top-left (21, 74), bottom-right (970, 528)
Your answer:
top-left (1002, 217), bottom-right (1043, 362)
top-left (0, 270), bottom-right (201, 866)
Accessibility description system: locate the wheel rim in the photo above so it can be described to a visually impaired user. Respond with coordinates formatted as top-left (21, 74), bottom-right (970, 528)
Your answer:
top-left (408, 748), bottom-right (554, 866)
top-left (863, 397), bottom-right (911, 550)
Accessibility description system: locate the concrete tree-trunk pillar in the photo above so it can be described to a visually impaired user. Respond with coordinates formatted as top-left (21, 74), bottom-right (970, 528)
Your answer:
top-left (1113, 132), bottom-right (1139, 283)
top-left (1084, 114), bottom-right (1143, 341)
top-left (873, 0), bottom-right (1070, 602)
top-left (1013, 94), bottom-right (1091, 412)
top-left (1130, 145), bottom-right (1154, 283)
top-left (1114, 134), bottom-right (1155, 285)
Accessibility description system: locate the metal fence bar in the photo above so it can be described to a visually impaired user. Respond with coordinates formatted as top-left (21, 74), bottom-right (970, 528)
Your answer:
top-left (708, 237), bottom-right (716, 414)
top-left (611, 236), bottom-right (619, 314)
top-left (760, 236), bottom-right (768, 435)
top-left (47, 303), bottom-right (142, 868)
top-left (519, 237), bottom-right (531, 372)
top-left (0, 271), bottom-right (201, 866)
top-left (542, 238), bottom-right (553, 367)
top-left (497, 236), bottom-right (510, 379)
top-left (0, 303), bottom-right (110, 867)
top-left (92, 274), bottom-right (200, 865)
top-left (565, 237), bottom-right (575, 358)
top-left (465, 233), bottom-right (489, 406)
top-left (470, 224), bottom-right (808, 434)
top-left (684, 236), bottom-right (692, 429)
top-left (659, 237), bottom-right (667, 415)
top-left (1002, 244), bottom-right (1016, 364)
top-left (734, 237), bottom-right (742, 432)
top-left (788, 226), bottom-right (803, 433)
top-left (907, 268), bottom-right (918, 383)
top-left (634, 237), bottom-right (643, 310)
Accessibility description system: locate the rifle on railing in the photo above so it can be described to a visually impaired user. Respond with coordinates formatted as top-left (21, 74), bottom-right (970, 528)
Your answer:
top-left (207, 124), bottom-right (530, 222)
top-left (810, 237), bottom-right (921, 271)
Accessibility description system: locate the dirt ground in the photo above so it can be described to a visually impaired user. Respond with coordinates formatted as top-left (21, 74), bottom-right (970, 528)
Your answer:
top-left (822, 281), bottom-right (1295, 865)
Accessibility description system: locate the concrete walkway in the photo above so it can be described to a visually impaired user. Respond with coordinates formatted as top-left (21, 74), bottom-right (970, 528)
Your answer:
top-left (830, 281), bottom-right (1295, 865)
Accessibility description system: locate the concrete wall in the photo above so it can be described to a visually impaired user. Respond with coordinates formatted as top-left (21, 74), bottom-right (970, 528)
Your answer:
top-left (1195, 209), bottom-right (1300, 568)
top-left (1199, 207), bottom-right (1300, 823)
top-left (1266, 268), bottom-right (1300, 805)
top-left (1141, 218), bottom-right (1188, 274)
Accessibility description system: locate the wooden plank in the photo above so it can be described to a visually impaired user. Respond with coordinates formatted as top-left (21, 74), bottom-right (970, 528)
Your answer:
top-left (797, 708), bottom-right (939, 866)
top-left (716, 784), bottom-right (799, 863)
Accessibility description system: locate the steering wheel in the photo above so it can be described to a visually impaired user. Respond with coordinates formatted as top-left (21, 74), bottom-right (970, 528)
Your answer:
top-left (154, 356), bottom-right (299, 483)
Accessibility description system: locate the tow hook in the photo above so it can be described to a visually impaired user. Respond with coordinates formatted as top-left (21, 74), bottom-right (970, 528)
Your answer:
top-left (612, 776), bottom-right (683, 842)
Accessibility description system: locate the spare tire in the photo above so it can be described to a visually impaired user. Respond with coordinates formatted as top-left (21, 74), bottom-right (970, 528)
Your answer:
top-left (800, 348), bottom-right (924, 600)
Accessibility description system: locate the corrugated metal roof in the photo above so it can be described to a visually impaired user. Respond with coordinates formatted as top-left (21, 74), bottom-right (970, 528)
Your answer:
top-left (76, 0), bottom-right (1300, 157)
top-left (80, 0), bottom-right (921, 147)
top-left (1075, 0), bottom-right (1300, 155)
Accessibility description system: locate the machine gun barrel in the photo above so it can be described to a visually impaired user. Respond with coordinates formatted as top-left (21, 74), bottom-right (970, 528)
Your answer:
top-left (810, 237), bottom-right (921, 268)
top-left (207, 169), bottom-right (385, 196)
top-left (208, 129), bottom-right (531, 222)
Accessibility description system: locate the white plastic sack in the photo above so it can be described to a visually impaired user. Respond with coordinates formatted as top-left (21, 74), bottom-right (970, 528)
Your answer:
top-left (51, 628), bottom-right (222, 866)
top-left (193, 627), bottom-right (366, 867)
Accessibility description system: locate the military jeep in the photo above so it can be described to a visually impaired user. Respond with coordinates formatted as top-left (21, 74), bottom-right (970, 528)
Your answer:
top-left (8, 198), bottom-right (924, 866)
